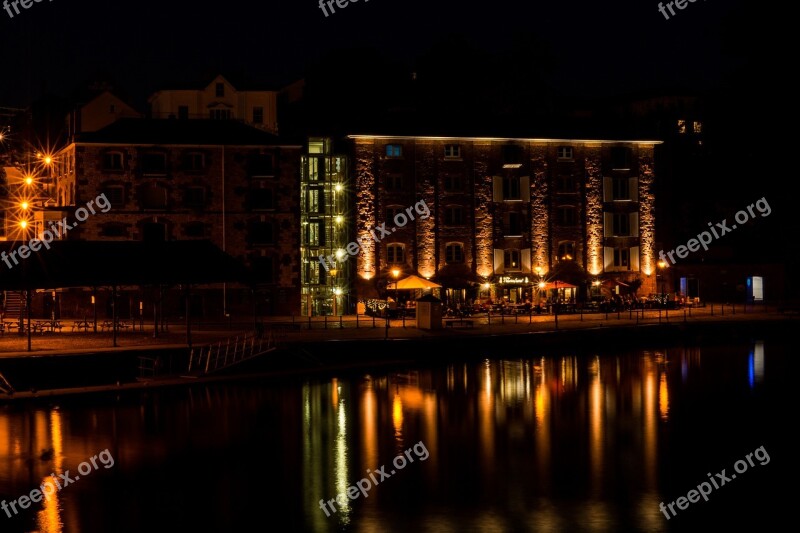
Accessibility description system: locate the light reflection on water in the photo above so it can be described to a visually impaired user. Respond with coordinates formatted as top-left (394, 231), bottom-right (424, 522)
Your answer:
top-left (0, 340), bottom-right (785, 532)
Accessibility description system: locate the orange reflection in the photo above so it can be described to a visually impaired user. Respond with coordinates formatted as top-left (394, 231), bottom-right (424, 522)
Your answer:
top-left (658, 373), bottom-right (669, 421)
top-left (37, 409), bottom-right (64, 533)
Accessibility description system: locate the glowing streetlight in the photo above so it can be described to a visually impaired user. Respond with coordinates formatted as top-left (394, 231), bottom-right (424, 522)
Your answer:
top-left (24, 175), bottom-right (34, 186)
top-left (20, 201), bottom-right (29, 210)
top-left (43, 155), bottom-right (53, 165)
top-left (19, 220), bottom-right (28, 229)
top-left (335, 215), bottom-right (343, 224)
top-left (334, 183), bottom-right (343, 192)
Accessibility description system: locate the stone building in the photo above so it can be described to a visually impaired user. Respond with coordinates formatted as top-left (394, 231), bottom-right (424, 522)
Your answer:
top-left (46, 118), bottom-right (301, 317)
top-left (349, 135), bottom-right (660, 306)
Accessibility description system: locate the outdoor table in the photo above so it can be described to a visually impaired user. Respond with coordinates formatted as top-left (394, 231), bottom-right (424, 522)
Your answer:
top-left (72, 320), bottom-right (91, 332)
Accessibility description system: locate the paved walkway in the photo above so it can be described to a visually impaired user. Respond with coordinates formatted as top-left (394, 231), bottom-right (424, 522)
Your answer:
top-left (0, 303), bottom-right (788, 358)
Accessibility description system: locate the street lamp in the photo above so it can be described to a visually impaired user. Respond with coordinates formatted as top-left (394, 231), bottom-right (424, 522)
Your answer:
top-left (657, 260), bottom-right (667, 306)
top-left (391, 268), bottom-right (400, 306)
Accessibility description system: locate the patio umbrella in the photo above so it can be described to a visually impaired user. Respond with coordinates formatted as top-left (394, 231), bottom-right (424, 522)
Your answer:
top-left (539, 280), bottom-right (578, 290)
top-left (389, 274), bottom-right (442, 290)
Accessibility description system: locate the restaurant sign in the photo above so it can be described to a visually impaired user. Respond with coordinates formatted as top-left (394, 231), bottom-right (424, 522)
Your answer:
top-left (499, 276), bottom-right (530, 285)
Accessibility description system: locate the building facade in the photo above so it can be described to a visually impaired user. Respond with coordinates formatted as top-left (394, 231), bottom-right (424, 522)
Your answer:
top-left (47, 119), bottom-right (301, 316)
top-left (299, 138), bottom-right (351, 316)
top-left (149, 75), bottom-right (278, 134)
top-left (350, 136), bottom-right (660, 305)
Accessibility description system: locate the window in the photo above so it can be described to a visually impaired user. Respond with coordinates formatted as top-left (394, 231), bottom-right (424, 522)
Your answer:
top-left (101, 223), bottom-right (127, 237)
top-left (693, 121), bottom-right (702, 134)
top-left (556, 206), bottom-right (578, 226)
top-left (183, 152), bottom-right (206, 171)
top-left (557, 146), bottom-right (573, 160)
top-left (612, 213), bottom-right (631, 236)
top-left (612, 177), bottom-right (630, 200)
top-left (444, 144), bottom-right (461, 159)
top-left (504, 249), bottom-right (521, 270)
top-left (557, 174), bottom-right (577, 193)
top-left (209, 109), bottom-right (232, 120)
top-left (141, 185), bottom-right (168, 209)
top-left (103, 152), bottom-right (124, 171)
top-left (253, 107), bottom-right (264, 124)
top-left (249, 221), bottom-right (275, 245)
top-left (611, 147), bottom-right (632, 169)
top-left (506, 212), bottom-right (523, 235)
top-left (305, 260), bottom-right (322, 285)
top-left (178, 106), bottom-right (189, 120)
top-left (251, 181), bottom-right (274, 210)
top-left (305, 221), bottom-right (324, 246)
top-left (444, 206), bottom-right (464, 226)
top-left (386, 144), bottom-right (402, 157)
top-left (677, 119), bottom-right (687, 134)
top-left (307, 188), bottom-right (323, 213)
top-left (184, 186), bottom-right (206, 208)
top-left (443, 174), bottom-right (465, 192)
top-left (614, 248), bottom-right (630, 269)
top-left (308, 139), bottom-right (326, 154)
top-left (445, 243), bottom-right (464, 264)
top-left (386, 173), bottom-right (404, 191)
top-left (386, 206), bottom-right (404, 222)
top-left (184, 222), bottom-right (205, 238)
top-left (216, 82), bottom-right (225, 97)
top-left (104, 185), bottom-right (125, 207)
top-left (502, 176), bottom-right (520, 200)
top-left (558, 242), bottom-right (575, 261)
top-left (250, 154), bottom-right (275, 177)
top-left (387, 244), bottom-right (405, 264)
top-left (140, 152), bottom-right (167, 176)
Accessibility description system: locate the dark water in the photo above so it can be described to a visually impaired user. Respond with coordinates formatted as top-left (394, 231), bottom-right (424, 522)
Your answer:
top-left (0, 339), bottom-right (794, 532)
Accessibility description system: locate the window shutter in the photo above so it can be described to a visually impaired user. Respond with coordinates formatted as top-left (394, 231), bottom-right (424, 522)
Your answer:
top-left (630, 212), bottom-right (639, 236)
top-left (494, 249), bottom-right (505, 274)
top-left (604, 247), bottom-right (615, 271)
top-left (603, 176), bottom-right (613, 202)
top-left (630, 246), bottom-right (640, 271)
top-left (629, 177), bottom-right (638, 202)
top-left (493, 176), bottom-right (503, 202)
top-left (604, 212), bottom-right (613, 237)
top-left (520, 176), bottom-right (530, 202)
top-left (521, 249), bottom-right (532, 272)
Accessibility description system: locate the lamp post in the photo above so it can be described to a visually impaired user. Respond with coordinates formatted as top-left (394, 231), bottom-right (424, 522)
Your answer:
top-left (657, 260), bottom-right (667, 307)
top-left (329, 268), bottom-right (338, 316)
top-left (392, 268), bottom-right (400, 306)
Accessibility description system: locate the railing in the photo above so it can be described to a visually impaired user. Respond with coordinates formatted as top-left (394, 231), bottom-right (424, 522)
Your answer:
top-left (187, 330), bottom-right (276, 375)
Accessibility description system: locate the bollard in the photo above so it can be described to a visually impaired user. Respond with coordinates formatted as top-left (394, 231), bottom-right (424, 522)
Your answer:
top-left (324, 315), bottom-right (328, 329)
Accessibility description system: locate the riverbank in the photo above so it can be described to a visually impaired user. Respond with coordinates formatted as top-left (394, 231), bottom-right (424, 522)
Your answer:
top-left (0, 307), bottom-right (794, 401)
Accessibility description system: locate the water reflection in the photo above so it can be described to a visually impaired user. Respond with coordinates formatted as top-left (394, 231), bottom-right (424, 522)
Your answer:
top-left (0, 340), bottom-right (776, 532)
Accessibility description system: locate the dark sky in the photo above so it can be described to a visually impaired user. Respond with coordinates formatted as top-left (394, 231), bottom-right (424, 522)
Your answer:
top-left (0, 0), bottom-right (764, 107)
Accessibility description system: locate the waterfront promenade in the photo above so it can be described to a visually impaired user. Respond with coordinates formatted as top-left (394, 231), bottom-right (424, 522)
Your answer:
top-left (0, 302), bottom-right (791, 358)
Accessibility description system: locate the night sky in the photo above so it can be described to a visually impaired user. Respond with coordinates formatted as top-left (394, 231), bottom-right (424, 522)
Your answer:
top-left (0, 0), bottom-right (776, 107)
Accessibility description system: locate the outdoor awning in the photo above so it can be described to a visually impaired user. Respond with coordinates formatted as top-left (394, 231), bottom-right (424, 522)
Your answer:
top-left (539, 280), bottom-right (578, 290)
top-left (389, 274), bottom-right (442, 290)
top-left (0, 240), bottom-right (250, 290)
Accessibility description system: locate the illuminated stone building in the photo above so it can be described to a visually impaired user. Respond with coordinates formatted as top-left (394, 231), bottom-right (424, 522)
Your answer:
top-left (350, 135), bottom-right (660, 304)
